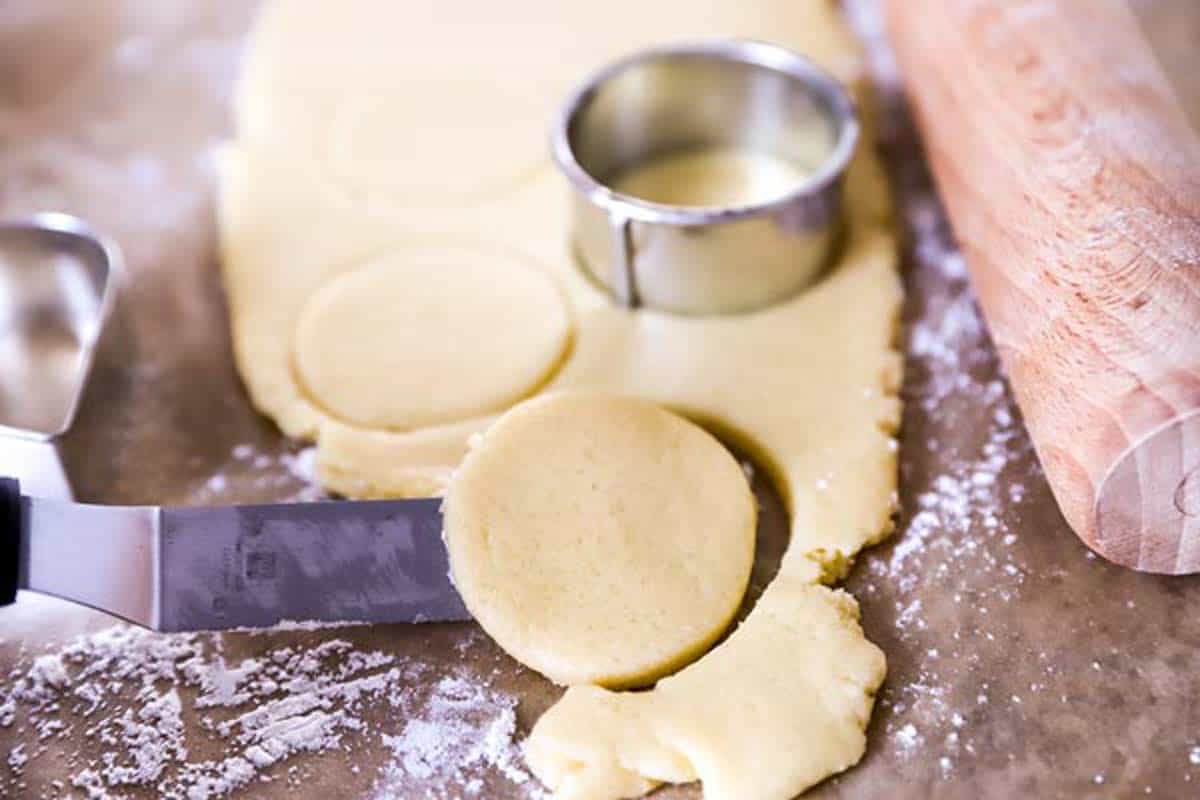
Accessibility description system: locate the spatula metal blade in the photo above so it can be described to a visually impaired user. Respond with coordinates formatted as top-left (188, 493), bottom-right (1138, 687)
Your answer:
top-left (156, 498), bottom-right (469, 632)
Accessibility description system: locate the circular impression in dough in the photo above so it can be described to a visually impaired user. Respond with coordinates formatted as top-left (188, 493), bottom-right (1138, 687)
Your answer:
top-left (327, 82), bottom-right (548, 206)
top-left (293, 247), bottom-right (570, 430)
top-left (443, 392), bottom-right (757, 688)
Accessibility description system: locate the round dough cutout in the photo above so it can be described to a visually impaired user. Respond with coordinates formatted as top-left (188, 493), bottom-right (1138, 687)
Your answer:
top-left (293, 247), bottom-right (570, 430)
top-left (443, 392), bottom-right (756, 688)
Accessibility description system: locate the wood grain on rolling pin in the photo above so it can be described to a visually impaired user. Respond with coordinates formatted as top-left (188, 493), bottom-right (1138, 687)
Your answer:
top-left (884, 0), bottom-right (1200, 572)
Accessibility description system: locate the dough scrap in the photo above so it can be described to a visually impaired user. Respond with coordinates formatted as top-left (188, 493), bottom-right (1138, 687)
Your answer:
top-left (443, 392), bottom-right (756, 689)
top-left (222, 0), bottom-right (901, 797)
top-left (293, 247), bottom-right (570, 430)
top-left (525, 582), bottom-right (884, 800)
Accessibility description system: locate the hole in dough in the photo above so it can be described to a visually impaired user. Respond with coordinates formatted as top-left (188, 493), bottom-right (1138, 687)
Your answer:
top-left (443, 392), bottom-right (758, 689)
top-left (293, 246), bottom-right (571, 431)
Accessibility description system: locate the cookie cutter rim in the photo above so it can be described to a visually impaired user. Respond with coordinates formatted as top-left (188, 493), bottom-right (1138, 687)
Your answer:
top-left (552, 38), bottom-right (860, 313)
top-left (0, 212), bottom-right (122, 444)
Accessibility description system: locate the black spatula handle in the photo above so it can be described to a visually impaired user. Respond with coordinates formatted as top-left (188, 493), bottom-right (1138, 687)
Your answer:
top-left (1, 478), bottom-right (20, 605)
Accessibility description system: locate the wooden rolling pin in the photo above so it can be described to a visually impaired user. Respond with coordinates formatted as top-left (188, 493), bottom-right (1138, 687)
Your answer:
top-left (883, 0), bottom-right (1200, 573)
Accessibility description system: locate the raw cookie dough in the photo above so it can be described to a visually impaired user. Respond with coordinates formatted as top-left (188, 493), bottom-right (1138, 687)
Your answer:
top-left (221, 1), bottom-right (901, 797)
top-left (526, 582), bottom-right (884, 800)
top-left (293, 247), bottom-right (570, 430)
top-left (443, 392), bottom-right (757, 689)
top-left (233, 0), bottom-right (861, 212)
top-left (611, 146), bottom-right (816, 208)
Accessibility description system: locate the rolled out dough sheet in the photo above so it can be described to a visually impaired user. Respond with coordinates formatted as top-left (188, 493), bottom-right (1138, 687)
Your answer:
top-left (220, 1), bottom-right (901, 797)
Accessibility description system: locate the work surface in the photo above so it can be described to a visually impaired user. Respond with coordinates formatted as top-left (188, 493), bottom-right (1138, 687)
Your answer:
top-left (2, 1), bottom-right (1199, 798)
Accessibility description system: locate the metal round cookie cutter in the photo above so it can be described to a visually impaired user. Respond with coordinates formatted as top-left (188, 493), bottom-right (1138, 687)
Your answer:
top-left (553, 39), bottom-right (860, 315)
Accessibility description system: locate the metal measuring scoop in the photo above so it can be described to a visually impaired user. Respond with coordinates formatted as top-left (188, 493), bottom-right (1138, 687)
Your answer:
top-left (553, 39), bottom-right (859, 315)
top-left (0, 213), bottom-right (120, 500)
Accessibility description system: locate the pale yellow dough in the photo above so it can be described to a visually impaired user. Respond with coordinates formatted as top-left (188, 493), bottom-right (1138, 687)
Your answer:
top-left (221, 1), bottom-right (902, 798)
top-left (443, 392), bottom-right (756, 689)
top-left (526, 583), bottom-right (884, 800)
top-left (293, 247), bottom-right (570, 430)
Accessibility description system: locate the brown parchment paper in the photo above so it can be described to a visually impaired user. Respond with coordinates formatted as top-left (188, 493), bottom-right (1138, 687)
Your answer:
top-left (1, 1), bottom-right (1199, 797)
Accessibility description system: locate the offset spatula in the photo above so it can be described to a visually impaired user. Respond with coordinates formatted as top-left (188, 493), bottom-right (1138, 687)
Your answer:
top-left (0, 217), bottom-right (468, 631)
top-left (0, 477), bottom-right (470, 631)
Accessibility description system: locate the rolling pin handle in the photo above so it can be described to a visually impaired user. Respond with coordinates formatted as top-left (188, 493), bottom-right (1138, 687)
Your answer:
top-left (0, 478), bottom-right (21, 605)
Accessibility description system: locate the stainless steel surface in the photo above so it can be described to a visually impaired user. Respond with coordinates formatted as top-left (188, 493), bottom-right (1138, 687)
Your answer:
top-left (158, 498), bottom-right (469, 631)
top-left (18, 496), bottom-right (158, 626)
top-left (0, 213), bottom-right (120, 498)
top-left (553, 40), bottom-right (858, 314)
top-left (0, 437), bottom-right (72, 499)
top-left (16, 493), bottom-right (469, 631)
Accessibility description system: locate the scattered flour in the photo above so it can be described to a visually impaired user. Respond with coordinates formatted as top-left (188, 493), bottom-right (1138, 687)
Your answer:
top-left (8, 743), bottom-right (28, 774)
top-left (199, 445), bottom-right (323, 504)
top-left (846, 0), bottom-right (1039, 781)
top-left (0, 627), bottom-right (533, 798)
top-left (373, 675), bottom-right (534, 798)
